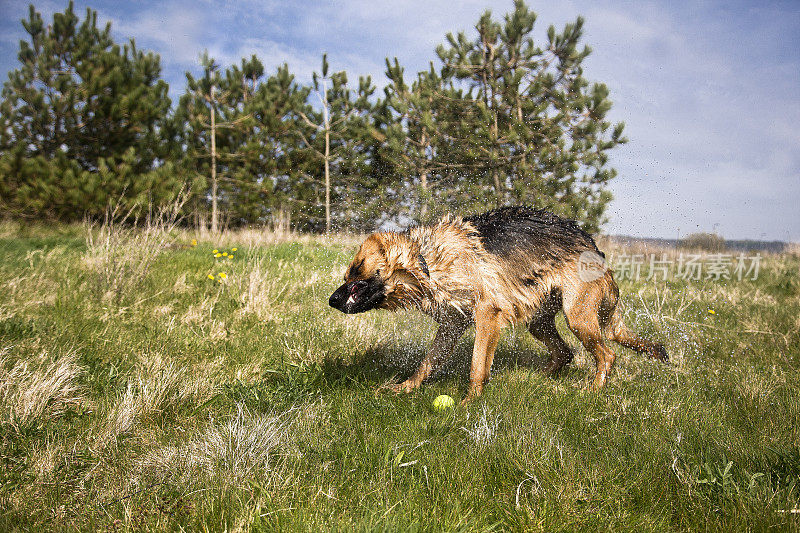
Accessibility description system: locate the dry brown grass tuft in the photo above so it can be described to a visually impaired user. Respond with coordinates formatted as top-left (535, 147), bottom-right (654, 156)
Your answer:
top-left (462, 406), bottom-right (501, 448)
top-left (2, 247), bottom-right (71, 311)
top-left (596, 235), bottom-right (679, 258)
top-left (0, 347), bottom-right (86, 431)
top-left (181, 223), bottom-right (365, 253)
top-left (233, 255), bottom-right (286, 321)
top-left (97, 353), bottom-right (218, 449)
top-left (0, 219), bottom-right (23, 238)
top-left (136, 403), bottom-right (297, 488)
top-left (230, 254), bottom-right (318, 321)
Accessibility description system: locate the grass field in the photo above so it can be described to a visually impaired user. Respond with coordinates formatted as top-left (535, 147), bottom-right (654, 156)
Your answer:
top-left (1, 221), bottom-right (799, 531)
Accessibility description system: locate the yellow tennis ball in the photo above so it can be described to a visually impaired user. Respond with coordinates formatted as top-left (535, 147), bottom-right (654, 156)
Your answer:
top-left (432, 394), bottom-right (455, 411)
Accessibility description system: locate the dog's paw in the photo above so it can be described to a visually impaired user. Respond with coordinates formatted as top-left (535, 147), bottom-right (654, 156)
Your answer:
top-left (460, 385), bottom-right (484, 405)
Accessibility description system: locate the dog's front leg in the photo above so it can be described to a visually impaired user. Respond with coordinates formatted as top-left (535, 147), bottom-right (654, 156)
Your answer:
top-left (390, 317), bottom-right (468, 393)
top-left (463, 304), bottom-right (502, 404)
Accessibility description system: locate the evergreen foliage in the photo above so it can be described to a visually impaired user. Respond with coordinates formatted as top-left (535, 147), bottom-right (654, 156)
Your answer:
top-left (293, 54), bottom-right (380, 232)
top-left (385, 0), bottom-right (626, 231)
top-left (1, 1), bottom-right (628, 234)
top-left (0, 2), bottom-right (177, 220)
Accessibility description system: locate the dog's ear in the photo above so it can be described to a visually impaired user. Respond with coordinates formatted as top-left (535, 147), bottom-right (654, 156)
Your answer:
top-left (386, 255), bottom-right (429, 290)
top-left (376, 236), bottom-right (430, 309)
top-left (391, 267), bottom-right (422, 288)
top-left (347, 233), bottom-right (389, 281)
top-left (381, 236), bottom-right (428, 278)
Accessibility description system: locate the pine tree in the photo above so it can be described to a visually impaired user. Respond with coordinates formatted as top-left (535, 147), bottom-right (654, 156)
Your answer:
top-left (291, 55), bottom-right (376, 232)
top-left (237, 61), bottom-right (309, 227)
top-left (0, 2), bottom-right (175, 220)
top-left (383, 59), bottom-right (480, 224)
top-left (406, 0), bottom-right (626, 231)
top-left (176, 52), bottom-right (257, 232)
top-left (384, 59), bottom-right (437, 223)
top-left (334, 76), bottom-right (394, 233)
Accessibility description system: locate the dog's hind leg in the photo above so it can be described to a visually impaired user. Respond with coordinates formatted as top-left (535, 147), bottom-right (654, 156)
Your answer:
top-left (529, 312), bottom-right (574, 375)
top-left (563, 280), bottom-right (618, 391)
top-left (390, 317), bottom-right (468, 394)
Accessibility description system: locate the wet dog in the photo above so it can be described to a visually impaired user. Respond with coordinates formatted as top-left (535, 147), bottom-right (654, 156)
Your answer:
top-left (329, 206), bottom-right (667, 402)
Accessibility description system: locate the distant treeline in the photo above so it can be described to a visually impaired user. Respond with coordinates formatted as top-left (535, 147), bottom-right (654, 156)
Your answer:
top-left (0, 1), bottom-right (627, 233)
top-left (614, 234), bottom-right (789, 254)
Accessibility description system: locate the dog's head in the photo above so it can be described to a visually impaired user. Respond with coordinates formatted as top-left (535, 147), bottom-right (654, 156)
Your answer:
top-left (329, 233), bottom-right (428, 314)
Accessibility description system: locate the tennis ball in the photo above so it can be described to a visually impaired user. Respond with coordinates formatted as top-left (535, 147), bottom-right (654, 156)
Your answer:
top-left (432, 394), bottom-right (455, 411)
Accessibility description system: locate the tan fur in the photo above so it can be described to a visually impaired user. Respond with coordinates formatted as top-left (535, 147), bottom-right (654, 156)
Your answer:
top-left (342, 214), bottom-right (666, 401)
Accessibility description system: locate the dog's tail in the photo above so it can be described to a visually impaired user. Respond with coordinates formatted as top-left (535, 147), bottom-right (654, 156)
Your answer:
top-left (599, 272), bottom-right (668, 362)
top-left (605, 304), bottom-right (668, 362)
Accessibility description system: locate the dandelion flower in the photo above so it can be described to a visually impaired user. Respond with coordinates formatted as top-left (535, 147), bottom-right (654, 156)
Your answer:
top-left (191, 239), bottom-right (198, 246)
top-left (215, 253), bottom-right (222, 258)
top-left (219, 272), bottom-right (227, 279)
top-left (228, 255), bottom-right (234, 259)
top-left (207, 274), bottom-right (215, 280)
top-left (213, 249), bottom-right (219, 254)
top-left (232, 247), bottom-right (238, 252)
top-left (708, 309), bottom-right (716, 315)
top-left (222, 252), bottom-right (228, 257)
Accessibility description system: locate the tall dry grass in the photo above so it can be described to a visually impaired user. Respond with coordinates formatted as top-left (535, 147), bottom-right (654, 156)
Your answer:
top-left (188, 223), bottom-right (365, 250)
top-left (0, 347), bottom-right (86, 432)
top-left (83, 199), bottom-right (185, 306)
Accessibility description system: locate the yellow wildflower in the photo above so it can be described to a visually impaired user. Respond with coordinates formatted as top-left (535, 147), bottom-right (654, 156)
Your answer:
top-left (219, 272), bottom-right (227, 279)
top-left (222, 252), bottom-right (228, 257)
top-left (207, 274), bottom-right (215, 280)
top-left (191, 239), bottom-right (198, 246)
top-left (215, 253), bottom-right (222, 258)
top-left (213, 249), bottom-right (219, 254)
top-left (228, 255), bottom-right (234, 259)
top-left (708, 309), bottom-right (716, 315)
top-left (232, 247), bottom-right (238, 252)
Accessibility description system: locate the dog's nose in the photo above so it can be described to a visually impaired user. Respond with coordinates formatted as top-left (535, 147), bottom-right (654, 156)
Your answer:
top-left (329, 283), bottom-right (348, 310)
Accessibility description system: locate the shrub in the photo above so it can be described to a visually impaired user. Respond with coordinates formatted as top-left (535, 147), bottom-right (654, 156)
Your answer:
top-left (680, 232), bottom-right (726, 252)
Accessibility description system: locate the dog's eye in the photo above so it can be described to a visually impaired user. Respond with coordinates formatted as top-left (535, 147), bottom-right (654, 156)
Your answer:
top-left (375, 269), bottom-right (381, 276)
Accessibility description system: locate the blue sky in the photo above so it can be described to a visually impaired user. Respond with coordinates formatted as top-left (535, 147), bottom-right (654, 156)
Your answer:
top-left (1, 0), bottom-right (798, 241)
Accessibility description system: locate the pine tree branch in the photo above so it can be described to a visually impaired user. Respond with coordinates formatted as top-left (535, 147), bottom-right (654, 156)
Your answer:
top-left (296, 110), bottom-right (321, 130)
top-left (294, 127), bottom-right (325, 159)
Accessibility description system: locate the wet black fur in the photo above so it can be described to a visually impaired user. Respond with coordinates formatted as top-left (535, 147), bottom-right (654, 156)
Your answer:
top-left (465, 206), bottom-right (603, 262)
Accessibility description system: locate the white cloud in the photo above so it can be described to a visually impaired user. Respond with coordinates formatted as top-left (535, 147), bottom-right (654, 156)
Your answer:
top-left (107, 4), bottom-right (206, 66)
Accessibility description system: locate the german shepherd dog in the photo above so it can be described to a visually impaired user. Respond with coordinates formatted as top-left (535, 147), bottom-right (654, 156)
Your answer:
top-left (329, 206), bottom-right (667, 402)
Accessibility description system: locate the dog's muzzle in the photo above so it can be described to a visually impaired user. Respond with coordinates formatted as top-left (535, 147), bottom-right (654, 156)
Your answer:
top-left (329, 277), bottom-right (385, 314)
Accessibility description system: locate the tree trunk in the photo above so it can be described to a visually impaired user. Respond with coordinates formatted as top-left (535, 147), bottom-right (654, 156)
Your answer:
top-left (485, 41), bottom-right (504, 205)
top-left (420, 129), bottom-right (429, 221)
top-left (324, 127), bottom-right (330, 233)
top-left (323, 86), bottom-right (331, 234)
top-left (210, 85), bottom-right (218, 234)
